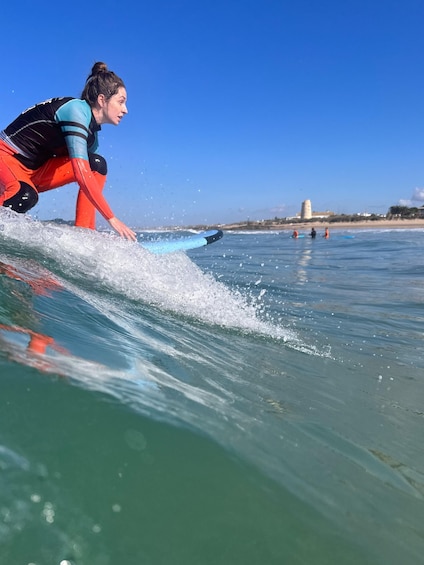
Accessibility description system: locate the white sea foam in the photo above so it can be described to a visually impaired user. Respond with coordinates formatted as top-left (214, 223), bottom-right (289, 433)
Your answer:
top-left (0, 210), bottom-right (296, 342)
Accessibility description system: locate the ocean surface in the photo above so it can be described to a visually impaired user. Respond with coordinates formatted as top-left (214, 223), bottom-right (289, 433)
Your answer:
top-left (0, 210), bottom-right (423, 565)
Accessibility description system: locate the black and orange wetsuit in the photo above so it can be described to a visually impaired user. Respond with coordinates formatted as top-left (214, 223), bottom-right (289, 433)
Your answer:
top-left (0, 97), bottom-right (113, 229)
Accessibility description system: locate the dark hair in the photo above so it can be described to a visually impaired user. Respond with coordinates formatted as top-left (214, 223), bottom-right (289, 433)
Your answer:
top-left (81, 62), bottom-right (125, 105)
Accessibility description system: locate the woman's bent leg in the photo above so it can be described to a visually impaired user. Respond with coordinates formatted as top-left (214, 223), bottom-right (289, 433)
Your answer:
top-left (33, 154), bottom-right (107, 230)
top-left (0, 142), bottom-right (37, 211)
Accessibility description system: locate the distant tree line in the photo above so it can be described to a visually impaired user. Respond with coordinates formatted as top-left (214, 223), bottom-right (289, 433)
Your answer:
top-left (387, 206), bottom-right (423, 218)
top-left (324, 214), bottom-right (382, 223)
top-left (259, 213), bottom-right (384, 226)
top-left (45, 218), bottom-right (74, 225)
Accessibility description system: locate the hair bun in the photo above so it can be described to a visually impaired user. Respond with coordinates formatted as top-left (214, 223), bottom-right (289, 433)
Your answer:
top-left (91, 62), bottom-right (108, 76)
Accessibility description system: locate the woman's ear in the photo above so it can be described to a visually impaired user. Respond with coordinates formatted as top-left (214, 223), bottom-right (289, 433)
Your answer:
top-left (97, 93), bottom-right (107, 108)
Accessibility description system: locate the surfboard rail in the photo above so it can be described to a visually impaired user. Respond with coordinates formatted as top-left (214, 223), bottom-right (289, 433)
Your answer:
top-left (140, 229), bottom-right (223, 255)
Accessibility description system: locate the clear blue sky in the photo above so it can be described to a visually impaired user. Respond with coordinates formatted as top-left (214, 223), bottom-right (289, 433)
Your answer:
top-left (2, 0), bottom-right (424, 228)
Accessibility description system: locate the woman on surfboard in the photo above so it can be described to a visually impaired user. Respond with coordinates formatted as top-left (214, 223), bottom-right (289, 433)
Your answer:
top-left (0, 62), bottom-right (136, 241)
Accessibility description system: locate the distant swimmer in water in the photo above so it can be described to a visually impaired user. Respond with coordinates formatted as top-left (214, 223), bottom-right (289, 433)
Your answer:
top-left (292, 229), bottom-right (299, 238)
top-left (324, 227), bottom-right (330, 239)
top-left (310, 227), bottom-right (317, 239)
top-left (0, 62), bottom-right (136, 241)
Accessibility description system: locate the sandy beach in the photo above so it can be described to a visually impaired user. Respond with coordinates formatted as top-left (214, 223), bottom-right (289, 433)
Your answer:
top-left (221, 218), bottom-right (424, 231)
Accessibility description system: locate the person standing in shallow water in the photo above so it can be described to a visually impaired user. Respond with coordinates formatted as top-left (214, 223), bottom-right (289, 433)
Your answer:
top-left (0, 62), bottom-right (136, 241)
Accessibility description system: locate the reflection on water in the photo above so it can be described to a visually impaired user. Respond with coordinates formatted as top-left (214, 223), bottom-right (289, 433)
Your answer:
top-left (0, 258), bottom-right (83, 373)
top-left (295, 246), bottom-right (312, 284)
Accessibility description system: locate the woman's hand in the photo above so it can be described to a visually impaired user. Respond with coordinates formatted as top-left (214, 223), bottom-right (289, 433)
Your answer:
top-left (108, 217), bottom-right (137, 241)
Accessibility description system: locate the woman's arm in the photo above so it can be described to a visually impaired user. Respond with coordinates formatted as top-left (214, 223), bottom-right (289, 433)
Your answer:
top-left (56, 100), bottom-right (136, 241)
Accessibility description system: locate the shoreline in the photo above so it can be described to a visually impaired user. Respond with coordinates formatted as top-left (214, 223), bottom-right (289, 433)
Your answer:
top-left (220, 219), bottom-right (424, 232)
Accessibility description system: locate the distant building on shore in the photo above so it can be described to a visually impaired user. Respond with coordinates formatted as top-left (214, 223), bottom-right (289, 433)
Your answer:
top-left (298, 199), bottom-right (334, 220)
top-left (300, 199), bottom-right (312, 220)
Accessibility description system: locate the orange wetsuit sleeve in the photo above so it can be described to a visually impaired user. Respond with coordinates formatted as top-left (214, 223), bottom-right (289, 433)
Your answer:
top-left (71, 157), bottom-right (114, 221)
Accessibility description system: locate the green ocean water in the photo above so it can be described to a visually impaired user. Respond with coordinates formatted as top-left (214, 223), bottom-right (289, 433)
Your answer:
top-left (1, 370), bottom-right (368, 565)
top-left (0, 212), bottom-right (423, 564)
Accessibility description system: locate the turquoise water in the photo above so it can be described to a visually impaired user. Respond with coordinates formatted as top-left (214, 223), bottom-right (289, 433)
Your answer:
top-left (0, 211), bottom-right (423, 564)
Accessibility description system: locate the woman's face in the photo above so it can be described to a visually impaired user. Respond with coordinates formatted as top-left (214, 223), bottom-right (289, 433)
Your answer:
top-left (97, 87), bottom-right (128, 125)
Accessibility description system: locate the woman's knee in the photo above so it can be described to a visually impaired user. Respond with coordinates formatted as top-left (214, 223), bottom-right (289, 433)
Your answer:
top-left (88, 153), bottom-right (107, 175)
top-left (3, 182), bottom-right (39, 213)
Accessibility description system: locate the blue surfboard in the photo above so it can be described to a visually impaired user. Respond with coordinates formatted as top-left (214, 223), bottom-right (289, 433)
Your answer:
top-left (325, 235), bottom-right (355, 239)
top-left (140, 229), bottom-right (223, 255)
